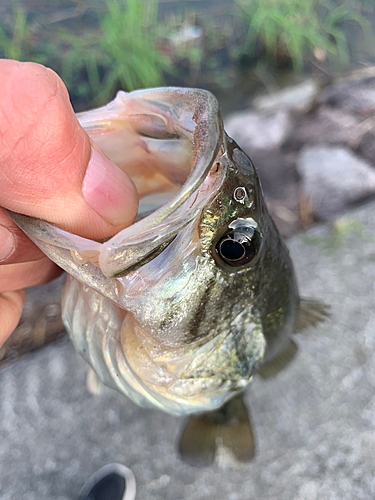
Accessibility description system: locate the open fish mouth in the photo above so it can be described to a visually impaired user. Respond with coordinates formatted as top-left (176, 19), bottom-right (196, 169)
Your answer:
top-left (79, 87), bottom-right (226, 280)
top-left (9, 88), bottom-right (271, 415)
top-left (9, 88), bottom-right (224, 285)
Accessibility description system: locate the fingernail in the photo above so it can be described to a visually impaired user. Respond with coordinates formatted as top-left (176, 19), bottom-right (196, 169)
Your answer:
top-left (0, 225), bottom-right (15, 262)
top-left (82, 148), bottom-right (138, 226)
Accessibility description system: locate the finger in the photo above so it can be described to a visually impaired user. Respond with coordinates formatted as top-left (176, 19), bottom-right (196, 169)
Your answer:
top-left (0, 289), bottom-right (26, 347)
top-left (0, 208), bottom-right (44, 265)
top-left (0, 207), bottom-right (63, 294)
top-left (0, 257), bottom-right (62, 293)
top-left (0, 59), bottom-right (138, 240)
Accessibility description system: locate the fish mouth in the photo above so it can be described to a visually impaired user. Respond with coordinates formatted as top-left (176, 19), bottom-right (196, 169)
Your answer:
top-left (8, 88), bottom-right (224, 285)
top-left (88, 88), bottom-right (224, 278)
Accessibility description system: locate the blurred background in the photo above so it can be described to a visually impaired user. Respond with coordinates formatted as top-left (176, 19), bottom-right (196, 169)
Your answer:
top-left (0, 0), bottom-right (374, 111)
top-left (1, 2), bottom-right (375, 499)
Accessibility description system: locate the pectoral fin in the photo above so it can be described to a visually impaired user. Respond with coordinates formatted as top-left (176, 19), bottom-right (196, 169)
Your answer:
top-left (257, 339), bottom-right (298, 379)
top-left (178, 394), bottom-right (255, 467)
top-left (295, 298), bottom-right (330, 332)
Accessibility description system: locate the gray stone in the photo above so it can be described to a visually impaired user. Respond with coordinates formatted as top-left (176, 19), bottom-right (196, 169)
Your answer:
top-left (319, 76), bottom-right (375, 116)
top-left (250, 148), bottom-right (297, 200)
top-left (283, 107), bottom-right (360, 152)
top-left (2, 201), bottom-right (375, 499)
top-left (225, 110), bottom-right (291, 151)
top-left (298, 146), bottom-right (375, 218)
top-left (351, 120), bottom-right (375, 167)
top-left (252, 79), bottom-right (320, 114)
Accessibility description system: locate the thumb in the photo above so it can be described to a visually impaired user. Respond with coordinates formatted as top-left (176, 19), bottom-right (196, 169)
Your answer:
top-left (0, 60), bottom-right (138, 240)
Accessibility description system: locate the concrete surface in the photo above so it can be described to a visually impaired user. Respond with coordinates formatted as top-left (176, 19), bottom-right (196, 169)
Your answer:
top-left (1, 201), bottom-right (375, 500)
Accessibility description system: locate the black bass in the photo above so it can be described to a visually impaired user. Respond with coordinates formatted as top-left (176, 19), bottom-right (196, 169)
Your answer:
top-left (9, 88), bottom-right (326, 463)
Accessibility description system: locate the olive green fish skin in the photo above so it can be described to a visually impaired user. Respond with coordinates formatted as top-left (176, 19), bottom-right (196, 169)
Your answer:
top-left (184, 135), bottom-right (299, 366)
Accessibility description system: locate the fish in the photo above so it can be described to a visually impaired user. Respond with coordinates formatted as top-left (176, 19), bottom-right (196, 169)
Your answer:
top-left (8, 88), bottom-right (328, 465)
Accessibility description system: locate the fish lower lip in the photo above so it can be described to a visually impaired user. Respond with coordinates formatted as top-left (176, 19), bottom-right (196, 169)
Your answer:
top-left (112, 235), bottom-right (177, 277)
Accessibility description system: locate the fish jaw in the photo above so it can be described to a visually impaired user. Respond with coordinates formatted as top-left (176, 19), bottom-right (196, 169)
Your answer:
top-left (8, 88), bottom-right (223, 284)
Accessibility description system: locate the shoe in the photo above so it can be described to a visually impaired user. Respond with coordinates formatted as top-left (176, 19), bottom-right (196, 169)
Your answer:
top-left (78, 463), bottom-right (136, 500)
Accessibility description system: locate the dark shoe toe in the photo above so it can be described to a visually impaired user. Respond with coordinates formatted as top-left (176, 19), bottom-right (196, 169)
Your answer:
top-left (78, 463), bottom-right (136, 500)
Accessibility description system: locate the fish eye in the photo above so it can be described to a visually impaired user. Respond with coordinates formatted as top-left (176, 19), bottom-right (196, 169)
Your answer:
top-left (215, 227), bottom-right (261, 267)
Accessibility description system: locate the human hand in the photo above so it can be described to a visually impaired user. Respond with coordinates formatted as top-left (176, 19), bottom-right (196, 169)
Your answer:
top-left (0, 59), bottom-right (138, 347)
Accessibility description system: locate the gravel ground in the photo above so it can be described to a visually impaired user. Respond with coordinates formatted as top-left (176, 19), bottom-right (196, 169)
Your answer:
top-left (1, 201), bottom-right (375, 500)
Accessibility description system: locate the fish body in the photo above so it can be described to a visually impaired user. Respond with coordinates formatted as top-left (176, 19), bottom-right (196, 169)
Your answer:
top-left (9, 88), bottom-right (305, 416)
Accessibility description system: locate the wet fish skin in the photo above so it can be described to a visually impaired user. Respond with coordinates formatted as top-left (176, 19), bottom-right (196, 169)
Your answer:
top-left (191, 136), bottom-right (300, 362)
top-left (100, 135), bottom-right (299, 412)
top-left (7, 88), bottom-right (307, 416)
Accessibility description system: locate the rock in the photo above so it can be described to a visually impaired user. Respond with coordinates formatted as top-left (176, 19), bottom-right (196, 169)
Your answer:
top-left (350, 118), bottom-right (375, 167)
top-left (252, 79), bottom-right (320, 113)
top-left (283, 107), bottom-right (360, 152)
top-left (250, 149), bottom-right (301, 237)
top-left (319, 76), bottom-right (375, 116)
top-left (298, 146), bottom-right (375, 218)
top-left (225, 110), bottom-right (291, 151)
top-left (170, 23), bottom-right (203, 47)
top-left (250, 148), bottom-right (297, 200)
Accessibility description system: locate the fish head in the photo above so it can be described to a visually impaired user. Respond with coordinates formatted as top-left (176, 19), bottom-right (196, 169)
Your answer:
top-left (8, 88), bottom-right (299, 415)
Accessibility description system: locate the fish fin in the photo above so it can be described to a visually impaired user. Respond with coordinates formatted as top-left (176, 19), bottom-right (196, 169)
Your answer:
top-left (86, 368), bottom-right (105, 395)
top-left (178, 394), bottom-right (255, 467)
top-left (295, 298), bottom-right (330, 333)
top-left (257, 339), bottom-right (298, 379)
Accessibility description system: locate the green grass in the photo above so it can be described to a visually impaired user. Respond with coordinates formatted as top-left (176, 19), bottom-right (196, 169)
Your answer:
top-left (234, 0), bottom-right (373, 71)
top-left (59, 0), bottom-right (171, 106)
top-left (0, 0), bottom-right (373, 108)
top-left (99, 0), bottom-right (170, 94)
top-left (0, 7), bottom-right (32, 61)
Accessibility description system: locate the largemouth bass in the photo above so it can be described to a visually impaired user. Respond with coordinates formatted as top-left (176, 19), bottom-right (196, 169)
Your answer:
top-left (9, 88), bottom-right (327, 464)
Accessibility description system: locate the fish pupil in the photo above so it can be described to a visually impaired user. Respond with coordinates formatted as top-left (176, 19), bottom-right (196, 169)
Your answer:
top-left (220, 238), bottom-right (246, 261)
top-left (216, 229), bottom-right (259, 267)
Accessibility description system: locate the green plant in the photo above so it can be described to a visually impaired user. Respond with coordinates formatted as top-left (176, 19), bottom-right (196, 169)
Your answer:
top-left (98, 0), bottom-right (170, 97)
top-left (0, 7), bottom-right (32, 60)
top-left (59, 0), bottom-right (171, 106)
top-left (322, 1), bottom-right (374, 67)
top-left (58, 30), bottom-right (105, 104)
top-left (234, 0), bottom-right (373, 71)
